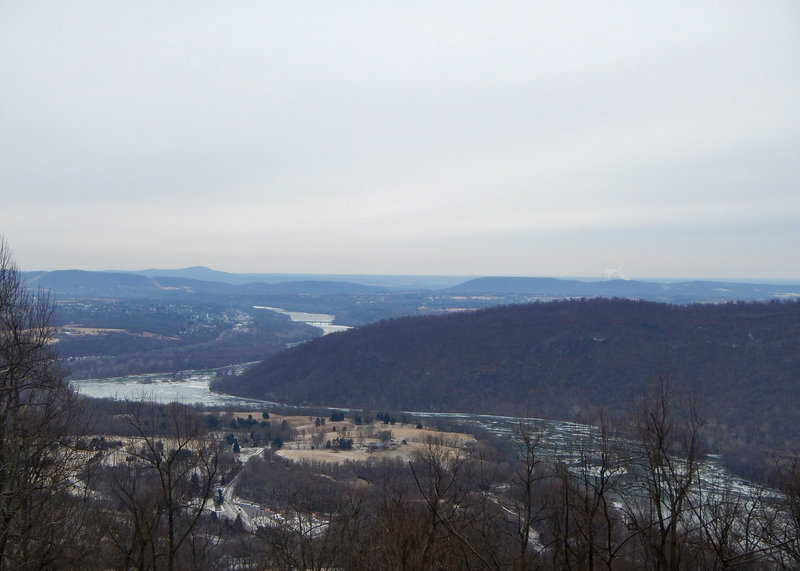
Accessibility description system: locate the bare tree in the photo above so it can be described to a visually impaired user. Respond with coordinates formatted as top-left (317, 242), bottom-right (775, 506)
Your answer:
top-left (687, 471), bottom-right (777, 569)
top-left (547, 411), bottom-right (632, 570)
top-left (507, 418), bottom-right (549, 568)
top-left (103, 400), bottom-right (219, 571)
top-left (759, 455), bottom-right (800, 568)
top-left (408, 434), bottom-right (505, 569)
top-left (255, 485), bottom-right (339, 571)
top-left (0, 237), bottom-right (94, 568)
top-left (622, 376), bottom-right (706, 571)
top-left (368, 461), bottom-right (430, 570)
top-left (779, 456), bottom-right (800, 565)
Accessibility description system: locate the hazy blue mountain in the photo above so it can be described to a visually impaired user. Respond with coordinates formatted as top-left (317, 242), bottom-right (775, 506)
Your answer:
top-left (447, 276), bottom-right (800, 302)
top-left (24, 270), bottom-right (161, 297)
top-left (24, 269), bottom-right (800, 315)
top-left (128, 266), bottom-right (259, 285)
top-left (127, 267), bottom-right (470, 290)
top-left (24, 270), bottom-right (386, 299)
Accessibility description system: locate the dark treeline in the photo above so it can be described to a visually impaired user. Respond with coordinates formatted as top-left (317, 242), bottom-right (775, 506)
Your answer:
top-left (215, 298), bottom-right (800, 482)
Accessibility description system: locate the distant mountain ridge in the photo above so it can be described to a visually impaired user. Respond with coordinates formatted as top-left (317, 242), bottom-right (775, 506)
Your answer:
top-left (23, 268), bottom-right (800, 303)
top-left (448, 276), bottom-right (800, 301)
top-left (124, 268), bottom-right (471, 290)
top-left (23, 269), bottom-right (386, 298)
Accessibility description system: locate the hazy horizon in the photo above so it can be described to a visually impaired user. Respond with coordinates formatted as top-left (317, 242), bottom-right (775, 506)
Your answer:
top-left (20, 263), bottom-right (800, 286)
top-left (2, 2), bottom-right (798, 279)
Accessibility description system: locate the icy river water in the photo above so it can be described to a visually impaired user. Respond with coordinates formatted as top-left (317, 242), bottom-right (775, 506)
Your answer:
top-left (71, 305), bottom-right (346, 407)
top-left (72, 364), bottom-right (766, 502)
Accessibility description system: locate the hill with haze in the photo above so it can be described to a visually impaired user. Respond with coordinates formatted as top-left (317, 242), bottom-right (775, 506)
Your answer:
top-left (23, 269), bottom-right (386, 298)
top-left (447, 276), bottom-right (800, 301)
top-left (23, 268), bottom-right (800, 310)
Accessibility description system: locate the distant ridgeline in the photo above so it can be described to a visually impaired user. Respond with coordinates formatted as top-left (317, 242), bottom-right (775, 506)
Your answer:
top-left (446, 275), bottom-right (800, 302)
top-left (24, 268), bottom-right (800, 304)
top-left (214, 298), bottom-right (800, 478)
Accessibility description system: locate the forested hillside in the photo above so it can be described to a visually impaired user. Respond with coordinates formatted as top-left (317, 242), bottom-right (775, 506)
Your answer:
top-left (215, 298), bottom-right (800, 477)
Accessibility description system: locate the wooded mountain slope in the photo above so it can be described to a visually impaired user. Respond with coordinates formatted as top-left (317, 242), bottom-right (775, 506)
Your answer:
top-left (215, 299), bottom-right (800, 474)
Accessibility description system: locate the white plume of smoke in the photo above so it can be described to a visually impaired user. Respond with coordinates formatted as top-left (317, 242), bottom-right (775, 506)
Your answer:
top-left (602, 268), bottom-right (630, 280)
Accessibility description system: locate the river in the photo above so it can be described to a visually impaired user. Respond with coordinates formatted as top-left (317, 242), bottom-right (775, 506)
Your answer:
top-left (71, 364), bottom-right (274, 408)
top-left (71, 361), bottom-right (772, 507)
top-left (70, 364), bottom-right (610, 461)
top-left (72, 305), bottom-right (349, 406)
top-left (252, 306), bottom-right (351, 335)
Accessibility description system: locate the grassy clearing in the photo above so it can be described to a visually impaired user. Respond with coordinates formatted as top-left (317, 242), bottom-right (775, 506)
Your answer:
top-left (269, 415), bottom-right (478, 465)
top-left (228, 412), bottom-right (477, 465)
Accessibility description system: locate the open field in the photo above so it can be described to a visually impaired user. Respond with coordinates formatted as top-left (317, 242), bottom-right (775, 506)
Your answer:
top-left (229, 412), bottom-right (478, 465)
top-left (280, 423), bottom-right (477, 465)
top-left (60, 325), bottom-right (179, 340)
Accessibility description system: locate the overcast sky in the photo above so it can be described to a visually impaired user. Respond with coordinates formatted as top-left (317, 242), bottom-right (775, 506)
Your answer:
top-left (1, 2), bottom-right (798, 279)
